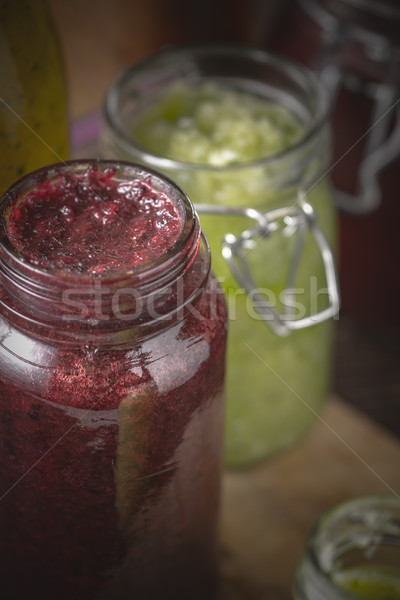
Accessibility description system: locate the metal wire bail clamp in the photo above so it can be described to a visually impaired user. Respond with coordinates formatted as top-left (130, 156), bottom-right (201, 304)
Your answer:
top-left (196, 192), bottom-right (340, 337)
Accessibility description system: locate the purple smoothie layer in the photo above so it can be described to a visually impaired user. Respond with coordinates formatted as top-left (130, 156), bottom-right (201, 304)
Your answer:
top-left (7, 164), bottom-right (182, 274)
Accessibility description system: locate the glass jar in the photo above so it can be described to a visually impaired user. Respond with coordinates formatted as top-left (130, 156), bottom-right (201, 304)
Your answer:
top-left (0, 0), bottom-right (69, 196)
top-left (0, 160), bottom-right (227, 599)
top-left (100, 44), bottom-right (339, 468)
top-left (294, 495), bottom-right (400, 599)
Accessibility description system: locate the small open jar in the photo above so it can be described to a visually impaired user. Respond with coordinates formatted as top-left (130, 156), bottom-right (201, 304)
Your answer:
top-left (0, 160), bottom-right (227, 599)
top-left (294, 495), bottom-right (400, 599)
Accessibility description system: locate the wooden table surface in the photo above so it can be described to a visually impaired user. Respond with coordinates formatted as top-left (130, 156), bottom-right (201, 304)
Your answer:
top-left (217, 396), bottom-right (400, 599)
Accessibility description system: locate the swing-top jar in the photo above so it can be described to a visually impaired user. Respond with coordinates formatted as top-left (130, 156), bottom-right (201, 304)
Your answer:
top-left (100, 44), bottom-right (340, 468)
top-left (0, 160), bottom-right (227, 599)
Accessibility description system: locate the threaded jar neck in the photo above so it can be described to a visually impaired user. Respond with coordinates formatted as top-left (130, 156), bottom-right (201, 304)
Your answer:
top-left (0, 160), bottom-right (209, 343)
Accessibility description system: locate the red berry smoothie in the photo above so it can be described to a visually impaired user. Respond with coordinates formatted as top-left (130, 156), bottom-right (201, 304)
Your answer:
top-left (0, 161), bottom-right (227, 599)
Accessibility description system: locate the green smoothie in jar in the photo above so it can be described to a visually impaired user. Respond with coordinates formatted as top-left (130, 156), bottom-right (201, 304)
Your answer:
top-left (333, 567), bottom-right (400, 599)
top-left (100, 45), bottom-right (339, 468)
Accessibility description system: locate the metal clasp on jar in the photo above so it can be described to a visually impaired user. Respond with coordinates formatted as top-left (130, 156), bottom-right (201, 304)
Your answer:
top-left (299, 0), bottom-right (400, 214)
top-left (196, 192), bottom-right (340, 337)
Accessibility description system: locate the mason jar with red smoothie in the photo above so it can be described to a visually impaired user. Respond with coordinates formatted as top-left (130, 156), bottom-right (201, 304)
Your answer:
top-left (0, 160), bottom-right (227, 599)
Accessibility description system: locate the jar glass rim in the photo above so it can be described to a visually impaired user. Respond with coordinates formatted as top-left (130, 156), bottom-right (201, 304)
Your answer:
top-left (102, 43), bottom-right (331, 174)
top-left (294, 495), bottom-right (400, 600)
top-left (0, 158), bottom-right (201, 286)
top-left (307, 494), bottom-right (400, 578)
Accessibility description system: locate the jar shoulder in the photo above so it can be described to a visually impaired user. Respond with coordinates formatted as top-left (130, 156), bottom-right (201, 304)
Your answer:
top-left (0, 282), bottom-right (227, 410)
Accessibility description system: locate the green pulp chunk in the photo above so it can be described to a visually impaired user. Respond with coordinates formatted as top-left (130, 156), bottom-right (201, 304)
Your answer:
top-left (134, 81), bottom-right (304, 165)
top-left (333, 567), bottom-right (400, 599)
top-left (131, 80), bottom-right (336, 467)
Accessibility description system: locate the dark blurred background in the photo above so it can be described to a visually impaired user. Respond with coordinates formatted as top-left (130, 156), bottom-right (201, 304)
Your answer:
top-left (48, 0), bottom-right (400, 437)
